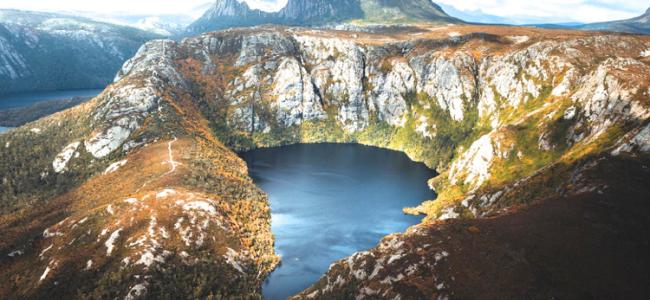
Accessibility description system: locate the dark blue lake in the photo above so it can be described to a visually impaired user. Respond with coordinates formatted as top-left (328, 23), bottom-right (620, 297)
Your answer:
top-left (240, 143), bottom-right (437, 300)
top-left (0, 89), bottom-right (103, 110)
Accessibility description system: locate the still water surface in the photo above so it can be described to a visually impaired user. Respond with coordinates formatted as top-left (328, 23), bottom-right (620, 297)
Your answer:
top-left (240, 143), bottom-right (437, 299)
top-left (0, 89), bottom-right (103, 110)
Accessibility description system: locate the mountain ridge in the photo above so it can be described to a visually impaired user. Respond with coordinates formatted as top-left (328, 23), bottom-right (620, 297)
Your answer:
top-left (572, 6), bottom-right (650, 35)
top-left (187, 0), bottom-right (461, 34)
top-left (0, 9), bottom-right (160, 96)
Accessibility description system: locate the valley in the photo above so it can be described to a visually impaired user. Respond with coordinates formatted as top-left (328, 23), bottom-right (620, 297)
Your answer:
top-left (0, 1), bottom-right (649, 299)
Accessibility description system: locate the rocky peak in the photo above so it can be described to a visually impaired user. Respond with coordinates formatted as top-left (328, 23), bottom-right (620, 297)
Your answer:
top-left (186, 0), bottom-right (274, 33)
top-left (205, 0), bottom-right (258, 18)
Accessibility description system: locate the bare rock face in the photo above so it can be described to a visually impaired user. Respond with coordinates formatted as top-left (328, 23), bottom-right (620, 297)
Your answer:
top-left (271, 57), bottom-right (327, 127)
top-left (448, 134), bottom-right (495, 190)
top-left (367, 57), bottom-right (414, 126)
top-left (295, 35), bottom-right (369, 131)
top-left (613, 123), bottom-right (650, 155)
top-left (411, 52), bottom-right (476, 121)
top-left (87, 40), bottom-right (186, 158)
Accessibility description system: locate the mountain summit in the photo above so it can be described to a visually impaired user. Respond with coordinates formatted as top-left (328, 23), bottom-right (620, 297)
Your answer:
top-left (187, 0), bottom-right (460, 34)
top-left (187, 0), bottom-right (275, 34)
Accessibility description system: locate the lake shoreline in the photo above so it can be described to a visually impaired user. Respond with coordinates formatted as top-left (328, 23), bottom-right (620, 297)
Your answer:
top-left (0, 89), bottom-right (104, 127)
top-left (0, 88), bottom-right (104, 110)
top-left (241, 143), bottom-right (437, 300)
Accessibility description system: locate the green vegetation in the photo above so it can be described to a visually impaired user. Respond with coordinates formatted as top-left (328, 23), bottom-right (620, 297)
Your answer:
top-left (0, 105), bottom-right (98, 214)
top-left (384, 92), bottom-right (490, 169)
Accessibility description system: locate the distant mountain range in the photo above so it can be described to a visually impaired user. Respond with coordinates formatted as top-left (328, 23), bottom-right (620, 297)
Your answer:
top-left (187, 1), bottom-right (650, 36)
top-left (575, 7), bottom-right (650, 35)
top-left (73, 14), bottom-right (193, 36)
top-left (529, 8), bottom-right (649, 35)
top-left (439, 3), bottom-right (650, 36)
top-left (0, 9), bottom-right (160, 96)
top-left (187, 0), bottom-right (462, 34)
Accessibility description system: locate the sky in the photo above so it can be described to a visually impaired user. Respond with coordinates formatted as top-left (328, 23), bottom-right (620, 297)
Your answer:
top-left (0, 0), bottom-right (647, 24)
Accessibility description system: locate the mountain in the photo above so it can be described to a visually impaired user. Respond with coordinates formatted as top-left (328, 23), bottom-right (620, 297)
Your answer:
top-left (61, 8), bottom-right (205, 37)
top-left (439, 4), bottom-right (587, 26)
top-left (187, 0), bottom-right (461, 34)
top-left (438, 5), bottom-right (513, 24)
top-left (131, 16), bottom-right (187, 36)
top-left (186, 0), bottom-right (277, 34)
top-left (77, 13), bottom-right (193, 36)
top-left (1, 24), bottom-right (650, 298)
top-left (0, 9), bottom-right (160, 96)
top-left (278, 0), bottom-right (364, 24)
top-left (574, 7), bottom-right (650, 34)
top-left (357, 0), bottom-right (458, 24)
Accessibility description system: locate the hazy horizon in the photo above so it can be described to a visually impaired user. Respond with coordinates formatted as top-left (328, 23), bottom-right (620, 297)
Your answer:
top-left (0, 0), bottom-right (647, 25)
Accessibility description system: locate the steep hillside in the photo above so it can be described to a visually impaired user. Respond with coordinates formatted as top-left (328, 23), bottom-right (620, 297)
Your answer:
top-left (1, 24), bottom-right (650, 298)
top-left (296, 155), bottom-right (650, 299)
top-left (186, 0), bottom-right (460, 34)
top-left (0, 9), bottom-right (160, 96)
top-left (0, 40), bottom-right (277, 298)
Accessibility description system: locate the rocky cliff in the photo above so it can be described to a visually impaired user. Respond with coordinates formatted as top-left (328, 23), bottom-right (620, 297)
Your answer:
top-left (1, 24), bottom-right (650, 298)
top-left (0, 9), bottom-right (160, 96)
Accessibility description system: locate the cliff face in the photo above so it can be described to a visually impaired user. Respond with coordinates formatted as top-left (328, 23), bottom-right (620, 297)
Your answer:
top-left (278, 0), bottom-right (364, 24)
top-left (0, 9), bottom-right (160, 96)
top-left (1, 25), bottom-right (650, 298)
